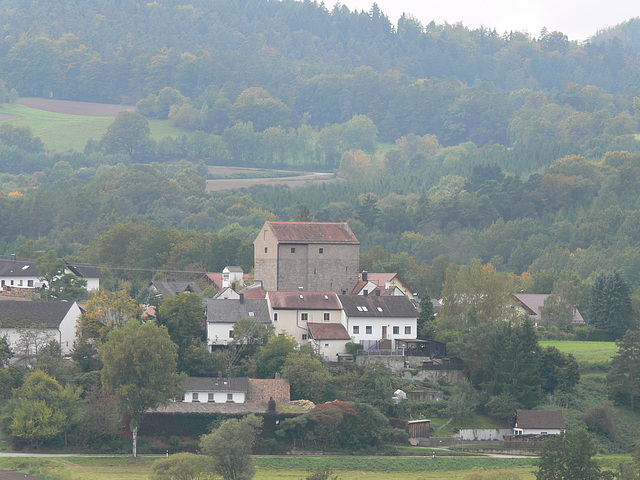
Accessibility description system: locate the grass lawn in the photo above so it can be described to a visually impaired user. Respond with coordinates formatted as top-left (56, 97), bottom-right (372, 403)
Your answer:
top-left (0, 455), bottom-right (540, 480)
top-left (539, 341), bottom-right (616, 364)
top-left (0, 103), bottom-right (189, 152)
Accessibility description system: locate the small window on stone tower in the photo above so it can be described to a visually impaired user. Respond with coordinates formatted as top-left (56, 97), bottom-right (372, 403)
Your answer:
top-left (291, 247), bottom-right (296, 253)
top-left (265, 247), bottom-right (268, 253)
top-left (319, 248), bottom-right (324, 254)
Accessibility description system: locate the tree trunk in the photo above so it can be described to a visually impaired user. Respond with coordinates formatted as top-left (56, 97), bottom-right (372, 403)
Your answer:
top-left (132, 425), bottom-right (138, 458)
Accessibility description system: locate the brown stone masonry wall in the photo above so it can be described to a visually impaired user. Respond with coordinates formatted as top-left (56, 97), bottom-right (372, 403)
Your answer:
top-left (247, 378), bottom-right (291, 403)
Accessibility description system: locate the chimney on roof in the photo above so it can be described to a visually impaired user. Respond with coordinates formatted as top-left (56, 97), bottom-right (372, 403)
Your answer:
top-left (218, 371), bottom-right (223, 378)
top-left (362, 271), bottom-right (368, 282)
top-left (239, 293), bottom-right (244, 304)
top-left (275, 372), bottom-right (280, 379)
top-left (10, 254), bottom-right (15, 262)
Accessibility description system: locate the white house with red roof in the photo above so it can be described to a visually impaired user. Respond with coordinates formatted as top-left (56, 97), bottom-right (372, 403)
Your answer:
top-left (266, 290), bottom-right (343, 344)
top-left (307, 322), bottom-right (351, 360)
top-left (352, 272), bottom-right (415, 298)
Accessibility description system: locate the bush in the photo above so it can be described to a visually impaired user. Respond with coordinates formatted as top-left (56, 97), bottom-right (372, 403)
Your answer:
top-left (345, 342), bottom-right (364, 356)
top-left (151, 452), bottom-right (214, 480)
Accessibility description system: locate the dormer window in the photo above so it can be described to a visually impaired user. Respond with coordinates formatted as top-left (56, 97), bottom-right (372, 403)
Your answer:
top-left (377, 307), bottom-right (383, 312)
top-left (248, 312), bottom-right (255, 317)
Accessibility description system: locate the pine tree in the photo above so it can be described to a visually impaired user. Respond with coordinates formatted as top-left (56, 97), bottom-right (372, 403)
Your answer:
top-left (588, 270), bottom-right (635, 338)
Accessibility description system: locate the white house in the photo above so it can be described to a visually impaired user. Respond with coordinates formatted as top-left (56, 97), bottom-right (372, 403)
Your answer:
top-left (183, 376), bottom-right (249, 403)
top-left (0, 299), bottom-right (82, 357)
top-left (0, 258), bottom-right (43, 290)
top-left (205, 295), bottom-right (270, 348)
top-left (64, 262), bottom-right (102, 291)
top-left (267, 291), bottom-right (343, 345)
top-left (307, 322), bottom-right (351, 360)
top-left (339, 294), bottom-right (418, 351)
top-left (0, 258), bottom-right (102, 293)
top-left (512, 409), bottom-right (566, 436)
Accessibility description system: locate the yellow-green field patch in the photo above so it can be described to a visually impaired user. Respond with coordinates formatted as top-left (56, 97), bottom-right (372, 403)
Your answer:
top-left (539, 341), bottom-right (616, 364)
top-left (0, 102), bottom-right (189, 152)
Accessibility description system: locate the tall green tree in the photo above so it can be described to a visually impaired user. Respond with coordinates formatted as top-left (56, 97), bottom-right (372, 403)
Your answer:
top-left (535, 429), bottom-right (601, 480)
top-left (101, 320), bottom-right (184, 457)
top-left (99, 111), bottom-right (152, 158)
top-left (282, 351), bottom-right (331, 403)
top-left (417, 288), bottom-right (436, 339)
top-left (589, 270), bottom-right (635, 338)
top-left (0, 370), bottom-right (82, 449)
top-left (157, 292), bottom-right (206, 370)
top-left (200, 414), bottom-right (263, 480)
top-left (608, 329), bottom-right (640, 411)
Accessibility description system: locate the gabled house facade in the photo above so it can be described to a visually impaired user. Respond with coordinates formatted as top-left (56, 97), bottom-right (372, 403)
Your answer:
top-left (0, 300), bottom-right (82, 356)
top-left (204, 266), bottom-right (250, 291)
top-left (339, 294), bottom-right (418, 351)
top-left (354, 272), bottom-right (415, 298)
top-left (307, 322), bottom-right (351, 360)
top-left (205, 295), bottom-right (270, 348)
top-left (254, 221), bottom-right (360, 293)
top-left (0, 258), bottom-right (43, 291)
top-left (150, 280), bottom-right (202, 298)
top-left (513, 409), bottom-right (566, 436)
top-left (511, 293), bottom-right (585, 327)
top-left (267, 291), bottom-right (343, 344)
top-left (0, 258), bottom-right (101, 293)
top-left (183, 376), bottom-right (249, 403)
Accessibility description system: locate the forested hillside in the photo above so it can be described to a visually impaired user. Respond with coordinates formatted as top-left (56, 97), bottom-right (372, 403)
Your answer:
top-left (1, 0), bottom-right (640, 302)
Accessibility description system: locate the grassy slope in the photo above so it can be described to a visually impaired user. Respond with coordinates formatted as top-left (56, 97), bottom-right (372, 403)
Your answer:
top-left (539, 340), bottom-right (617, 364)
top-left (0, 456), bottom-right (539, 480)
top-left (0, 103), bottom-right (189, 152)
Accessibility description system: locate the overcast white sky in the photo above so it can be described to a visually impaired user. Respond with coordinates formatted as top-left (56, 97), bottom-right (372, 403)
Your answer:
top-left (327, 0), bottom-right (640, 41)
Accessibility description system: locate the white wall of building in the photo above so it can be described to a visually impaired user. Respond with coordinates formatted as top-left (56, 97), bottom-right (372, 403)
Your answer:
top-left (184, 391), bottom-right (246, 403)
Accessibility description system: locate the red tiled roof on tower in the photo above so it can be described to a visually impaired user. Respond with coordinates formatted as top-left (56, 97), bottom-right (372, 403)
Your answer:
top-left (266, 221), bottom-right (359, 244)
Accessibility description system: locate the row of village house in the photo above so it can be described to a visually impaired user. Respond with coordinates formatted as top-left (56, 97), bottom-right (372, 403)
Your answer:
top-left (0, 221), bottom-right (584, 362)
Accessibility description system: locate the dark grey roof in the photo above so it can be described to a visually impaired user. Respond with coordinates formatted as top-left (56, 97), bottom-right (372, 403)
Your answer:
top-left (185, 376), bottom-right (249, 392)
top-left (65, 262), bottom-right (103, 279)
top-left (338, 294), bottom-right (419, 317)
top-left (0, 300), bottom-right (75, 329)
top-left (514, 410), bottom-right (566, 429)
top-left (152, 281), bottom-right (203, 297)
top-left (0, 258), bottom-right (38, 277)
top-left (205, 298), bottom-right (270, 324)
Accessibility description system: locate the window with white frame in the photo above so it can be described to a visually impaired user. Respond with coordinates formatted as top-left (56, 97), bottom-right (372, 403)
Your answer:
top-left (227, 393), bottom-right (234, 402)
top-left (323, 312), bottom-right (330, 322)
top-left (301, 313), bottom-right (308, 321)
top-left (366, 326), bottom-right (372, 334)
top-left (393, 326), bottom-right (399, 334)
top-left (273, 312), bottom-right (278, 322)
top-left (208, 393), bottom-right (214, 402)
top-left (353, 325), bottom-right (359, 334)
top-left (405, 326), bottom-right (411, 334)
top-left (192, 393), bottom-right (199, 402)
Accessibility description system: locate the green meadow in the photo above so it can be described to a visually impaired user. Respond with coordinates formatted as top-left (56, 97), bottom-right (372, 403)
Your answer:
top-left (538, 340), bottom-right (617, 364)
top-left (0, 455), bottom-right (539, 480)
top-left (0, 103), bottom-right (189, 152)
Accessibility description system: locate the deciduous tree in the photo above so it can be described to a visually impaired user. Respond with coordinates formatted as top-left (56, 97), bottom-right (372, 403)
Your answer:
top-left (101, 320), bottom-right (184, 457)
top-left (200, 414), bottom-right (263, 480)
top-left (535, 429), bottom-right (601, 480)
